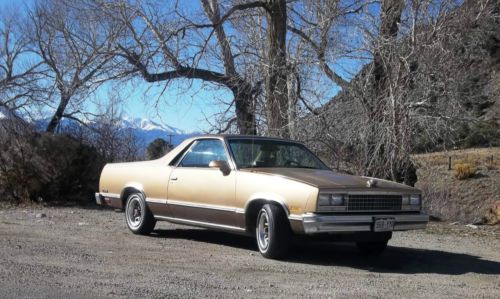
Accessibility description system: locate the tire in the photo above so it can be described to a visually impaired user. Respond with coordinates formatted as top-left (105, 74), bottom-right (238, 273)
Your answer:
top-left (356, 239), bottom-right (389, 255)
top-left (255, 204), bottom-right (291, 259)
top-left (125, 192), bottom-right (156, 235)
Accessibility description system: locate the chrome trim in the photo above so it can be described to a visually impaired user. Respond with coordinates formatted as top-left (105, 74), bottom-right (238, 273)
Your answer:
top-left (146, 198), bottom-right (168, 204)
top-left (155, 215), bottom-right (246, 233)
top-left (100, 192), bottom-right (120, 199)
top-left (301, 213), bottom-right (429, 234)
top-left (288, 214), bottom-right (303, 221)
top-left (95, 193), bottom-right (103, 205)
top-left (166, 199), bottom-right (237, 213)
top-left (244, 197), bottom-right (290, 216)
top-left (316, 192), bottom-right (424, 213)
top-left (319, 190), bottom-right (408, 195)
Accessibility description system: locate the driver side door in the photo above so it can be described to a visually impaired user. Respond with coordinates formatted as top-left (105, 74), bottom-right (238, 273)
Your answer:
top-left (166, 139), bottom-right (238, 227)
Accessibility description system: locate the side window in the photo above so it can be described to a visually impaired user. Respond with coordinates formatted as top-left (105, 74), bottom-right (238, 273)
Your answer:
top-left (178, 139), bottom-right (228, 167)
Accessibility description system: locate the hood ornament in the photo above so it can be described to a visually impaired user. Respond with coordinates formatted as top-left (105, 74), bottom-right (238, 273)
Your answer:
top-left (367, 179), bottom-right (378, 188)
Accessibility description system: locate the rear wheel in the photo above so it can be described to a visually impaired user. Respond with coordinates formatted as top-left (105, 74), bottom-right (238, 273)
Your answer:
top-left (125, 192), bottom-right (156, 235)
top-left (256, 204), bottom-right (291, 259)
top-left (356, 239), bottom-right (389, 255)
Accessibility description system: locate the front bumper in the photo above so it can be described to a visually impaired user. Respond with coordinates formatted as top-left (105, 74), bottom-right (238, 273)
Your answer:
top-left (300, 213), bottom-right (429, 234)
top-left (95, 193), bottom-right (103, 205)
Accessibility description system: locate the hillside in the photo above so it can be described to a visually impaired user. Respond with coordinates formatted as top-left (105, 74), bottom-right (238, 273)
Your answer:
top-left (414, 148), bottom-right (500, 224)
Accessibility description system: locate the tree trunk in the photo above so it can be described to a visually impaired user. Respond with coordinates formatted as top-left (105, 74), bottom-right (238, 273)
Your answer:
top-left (365, 0), bottom-right (409, 182)
top-left (202, 0), bottom-right (257, 135)
top-left (265, 0), bottom-right (289, 137)
top-left (46, 94), bottom-right (70, 133)
top-left (372, 0), bottom-right (404, 94)
top-left (234, 87), bottom-right (256, 135)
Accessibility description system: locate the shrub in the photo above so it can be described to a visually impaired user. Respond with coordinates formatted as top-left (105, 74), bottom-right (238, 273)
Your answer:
top-left (0, 128), bottom-right (105, 204)
top-left (146, 138), bottom-right (172, 160)
top-left (461, 121), bottom-right (500, 148)
top-left (453, 163), bottom-right (477, 180)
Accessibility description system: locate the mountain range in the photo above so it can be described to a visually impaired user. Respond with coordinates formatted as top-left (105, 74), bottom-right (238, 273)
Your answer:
top-left (0, 107), bottom-right (196, 148)
top-left (114, 116), bottom-right (197, 147)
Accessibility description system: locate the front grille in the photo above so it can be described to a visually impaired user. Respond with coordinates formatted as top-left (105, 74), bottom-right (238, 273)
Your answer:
top-left (347, 194), bottom-right (402, 211)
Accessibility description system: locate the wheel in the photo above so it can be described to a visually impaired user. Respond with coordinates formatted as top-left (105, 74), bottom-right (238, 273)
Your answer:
top-left (256, 204), bottom-right (291, 259)
top-left (125, 192), bottom-right (156, 235)
top-left (356, 239), bottom-right (389, 255)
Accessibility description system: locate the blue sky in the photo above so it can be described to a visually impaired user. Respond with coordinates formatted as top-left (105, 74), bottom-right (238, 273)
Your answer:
top-left (0, 0), bottom-right (231, 132)
top-left (1, 0), bottom-right (370, 133)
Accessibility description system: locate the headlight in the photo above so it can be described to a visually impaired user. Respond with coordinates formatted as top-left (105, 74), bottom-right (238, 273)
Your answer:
top-left (410, 194), bottom-right (421, 206)
top-left (318, 193), bottom-right (345, 206)
top-left (317, 193), bottom-right (347, 211)
top-left (402, 194), bottom-right (422, 210)
top-left (402, 195), bottom-right (410, 205)
top-left (330, 194), bottom-right (345, 205)
top-left (318, 194), bottom-right (331, 206)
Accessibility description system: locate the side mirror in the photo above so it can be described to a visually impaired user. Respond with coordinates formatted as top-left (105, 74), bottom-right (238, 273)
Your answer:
top-left (209, 160), bottom-right (231, 176)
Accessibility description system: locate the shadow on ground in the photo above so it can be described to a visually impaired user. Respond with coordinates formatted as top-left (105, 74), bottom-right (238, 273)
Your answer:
top-left (152, 228), bottom-right (500, 275)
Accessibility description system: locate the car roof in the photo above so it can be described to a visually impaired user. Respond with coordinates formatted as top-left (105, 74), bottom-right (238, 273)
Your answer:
top-left (188, 134), bottom-right (303, 143)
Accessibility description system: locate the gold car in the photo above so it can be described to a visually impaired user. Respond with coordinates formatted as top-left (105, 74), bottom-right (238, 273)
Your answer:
top-left (95, 135), bottom-right (428, 258)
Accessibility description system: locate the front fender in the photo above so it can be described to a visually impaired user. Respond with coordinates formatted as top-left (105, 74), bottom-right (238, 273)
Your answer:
top-left (245, 192), bottom-right (290, 215)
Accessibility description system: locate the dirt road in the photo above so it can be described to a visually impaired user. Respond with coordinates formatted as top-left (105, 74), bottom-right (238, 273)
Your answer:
top-left (0, 206), bottom-right (499, 298)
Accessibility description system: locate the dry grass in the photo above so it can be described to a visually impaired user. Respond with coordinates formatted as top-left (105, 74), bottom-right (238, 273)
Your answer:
top-left (453, 163), bottom-right (477, 180)
top-left (413, 147), bottom-right (500, 223)
top-left (414, 147), bottom-right (499, 170)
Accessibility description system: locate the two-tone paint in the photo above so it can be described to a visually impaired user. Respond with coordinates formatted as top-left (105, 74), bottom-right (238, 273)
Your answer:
top-left (95, 135), bottom-right (429, 236)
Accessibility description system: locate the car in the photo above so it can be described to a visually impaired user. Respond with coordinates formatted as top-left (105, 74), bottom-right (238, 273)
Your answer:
top-left (95, 135), bottom-right (429, 259)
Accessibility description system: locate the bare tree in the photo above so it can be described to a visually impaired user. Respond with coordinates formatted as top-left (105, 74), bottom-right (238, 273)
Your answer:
top-left (0, 7), bottom-right (45, 120)
top-left (93, 0), bottom-right (262, 135)
top-left (298, 0), bottom-right (498, 185)
top-left (95, 0), bottom-right (303, 137)
top-left (30, 0), bottom-right (121, 133)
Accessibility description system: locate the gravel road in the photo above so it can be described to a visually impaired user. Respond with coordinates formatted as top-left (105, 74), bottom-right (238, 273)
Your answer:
top-left (0, 206), bottom-right (499, 298)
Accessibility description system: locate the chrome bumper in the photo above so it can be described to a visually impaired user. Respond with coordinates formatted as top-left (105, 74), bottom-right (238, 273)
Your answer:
top-left (301, 213), bottom-right (429, 234)
top-left (95, 193), bottom-right (103, 205)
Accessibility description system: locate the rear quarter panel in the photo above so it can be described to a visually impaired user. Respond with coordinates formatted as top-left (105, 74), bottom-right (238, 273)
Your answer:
top-left (99, 161), bottom-right (172, 202)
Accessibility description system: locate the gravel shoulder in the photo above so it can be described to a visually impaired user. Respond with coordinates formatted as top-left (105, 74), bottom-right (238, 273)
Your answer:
top-left (0, 206), bottom-right (499, 298)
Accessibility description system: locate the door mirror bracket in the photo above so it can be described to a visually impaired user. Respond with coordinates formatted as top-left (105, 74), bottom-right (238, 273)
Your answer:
top-left (208, 160), bottom-right (231, 176)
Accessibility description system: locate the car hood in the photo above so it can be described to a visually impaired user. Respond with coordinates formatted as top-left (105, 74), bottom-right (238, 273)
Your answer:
top-left (242, 168), bottom-right (417, 191)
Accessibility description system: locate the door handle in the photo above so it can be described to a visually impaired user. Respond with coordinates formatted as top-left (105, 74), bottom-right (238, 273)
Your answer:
top-left (170, 177), bottom-right (178, 181)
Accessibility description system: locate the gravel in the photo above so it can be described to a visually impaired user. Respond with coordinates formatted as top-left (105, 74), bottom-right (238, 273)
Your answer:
top-left (0, 206), bottom-right (499, 298)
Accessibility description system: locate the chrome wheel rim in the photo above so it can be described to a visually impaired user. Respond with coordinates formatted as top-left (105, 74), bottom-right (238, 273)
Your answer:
top-left (257, 210), bottom-right (270, 251)
top-left (126, 195), bottom-right (143, 229)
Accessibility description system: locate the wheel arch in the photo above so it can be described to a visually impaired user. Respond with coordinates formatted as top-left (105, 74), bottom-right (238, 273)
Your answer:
top-left (244, 196), bottom-right (290, 235)
top-left (120, 183), bottom-right (145, 208)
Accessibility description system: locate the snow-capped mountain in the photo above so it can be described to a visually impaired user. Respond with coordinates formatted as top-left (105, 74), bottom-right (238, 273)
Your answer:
top-left (34, 115), bottom-right (197, 148)
top-left (117, 116), bottom-right (196, 147)
top-left (120, 116), bottom-right (186, 135)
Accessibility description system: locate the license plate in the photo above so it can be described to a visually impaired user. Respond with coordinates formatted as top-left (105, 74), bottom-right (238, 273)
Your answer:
top-left (373, 218), bottom-right (395, 232)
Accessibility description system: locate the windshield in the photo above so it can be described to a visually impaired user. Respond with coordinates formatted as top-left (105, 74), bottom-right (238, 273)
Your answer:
top-left (228, 139), bottom-right (329, 170)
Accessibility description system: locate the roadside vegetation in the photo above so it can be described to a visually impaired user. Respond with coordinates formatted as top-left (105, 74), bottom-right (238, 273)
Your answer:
top-left (414, 148), bottom-right (499, 224)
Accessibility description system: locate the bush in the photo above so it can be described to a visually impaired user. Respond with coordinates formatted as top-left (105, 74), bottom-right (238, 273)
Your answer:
top-left (453, 163), bottom-right (477, 180)
top-left (146, 138), bottom-right (172, 160)
top-left (460, 121), bottom-right (500, 148)
top-left (0, 129), bottom-right (105, 204)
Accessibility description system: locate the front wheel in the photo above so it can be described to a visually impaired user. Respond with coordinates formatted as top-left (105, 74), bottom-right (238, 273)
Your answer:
top-left (256, 204), bottom-right (291, 259)
top-left (125, 192), bottom-right (156, 235)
